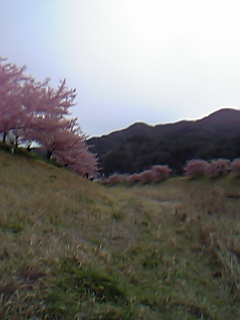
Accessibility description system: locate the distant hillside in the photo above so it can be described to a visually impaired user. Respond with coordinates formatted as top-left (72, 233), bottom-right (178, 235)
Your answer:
top-left (88, 108), bottom-right (240, 175)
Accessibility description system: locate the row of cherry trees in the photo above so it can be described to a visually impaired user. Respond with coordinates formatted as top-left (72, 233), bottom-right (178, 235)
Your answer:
top-left (184, 159), bottom-right (240, 178)
top-left (104, 165), bottom-right (172, 185)
top-left (0, 57), bottom-right (97, 176)
top-left (102, 158), bottom-right (240, 185)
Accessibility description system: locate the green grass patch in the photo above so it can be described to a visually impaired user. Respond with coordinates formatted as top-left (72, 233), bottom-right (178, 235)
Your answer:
top-left (45, 258), bottom-right (130, 319)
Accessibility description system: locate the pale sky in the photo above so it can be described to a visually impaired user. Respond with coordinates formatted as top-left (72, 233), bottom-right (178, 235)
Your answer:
top-left (1, 0), bottom-right (240, 136)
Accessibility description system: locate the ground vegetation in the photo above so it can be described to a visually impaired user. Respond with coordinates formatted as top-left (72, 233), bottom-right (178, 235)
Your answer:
top-left (0, 149), bottom-right (240, 319)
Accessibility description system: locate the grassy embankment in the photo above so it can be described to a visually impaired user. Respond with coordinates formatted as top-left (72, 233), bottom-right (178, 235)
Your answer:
top-left (0, 149), bottom-right (240, 319)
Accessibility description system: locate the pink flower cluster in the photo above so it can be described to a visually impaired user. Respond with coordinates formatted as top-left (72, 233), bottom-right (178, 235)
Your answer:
top-left (106, 165), bottom-right (172, 185)
top-left (151, 165), bottom-right (172, 182)
top-left (0, 57), bottom-right (97, 176)
top-left (184, 158), bottom-right (240, 178)
top-left (205, 159), bottom-right (230, 178)
top-left (108, 174), bottom-right (125, 185)
top-left (126, 173), bottom-right (142, 184)
top-left (230, 159), bottom-right (240, 177)
top-left (184, 160), bottom-right (208, 177)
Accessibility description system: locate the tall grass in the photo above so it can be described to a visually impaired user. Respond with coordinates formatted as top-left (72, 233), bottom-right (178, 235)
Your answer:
top-left (1, 149), bottom-right (240, 319)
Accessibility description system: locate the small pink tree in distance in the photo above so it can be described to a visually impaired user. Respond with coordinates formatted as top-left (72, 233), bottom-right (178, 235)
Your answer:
top-left (150, 165), bottom-right (171, 182)
top-left (107, 174), bottom-right (123, 185)
top-left (205, 159), bottom-right (230, 178)
top-left (139, 170), bottom-right (153, 184)
top-left (230, 159), bottom-right (240, 177)
top-left (126, 173), bottom-right (141, 185)
top-left (184, 159), bottom-right (208, 178)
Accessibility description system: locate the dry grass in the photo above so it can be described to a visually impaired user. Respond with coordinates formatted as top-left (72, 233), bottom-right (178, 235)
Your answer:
top-left (1, 149), bottom-right (240, 319)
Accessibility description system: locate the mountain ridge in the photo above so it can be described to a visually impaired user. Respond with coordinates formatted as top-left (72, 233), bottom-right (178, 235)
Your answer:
top-left (88, 108), bottom-right (240, 175)
top-left (91, 108), bottom-right (240, 139)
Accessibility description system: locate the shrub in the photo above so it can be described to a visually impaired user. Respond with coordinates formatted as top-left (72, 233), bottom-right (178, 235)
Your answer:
top-left (139, 170), bottom-right (153, 184)
top-left (108, 174), bottom-right (123, 185)
top-left (230, 159), bottom-right (240, 177)
top-left (184, 159), bottom-right (208, 178)
top-left (126, 173), bottom-right (141, 185)
top-left (205, 159), bottom-right (230, 178)
top-left (150, 165), bottom-right (171, 182)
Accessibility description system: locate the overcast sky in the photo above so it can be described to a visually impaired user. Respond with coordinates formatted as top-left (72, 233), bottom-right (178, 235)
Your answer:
top-left (1, 0), bottom-right (240, 136)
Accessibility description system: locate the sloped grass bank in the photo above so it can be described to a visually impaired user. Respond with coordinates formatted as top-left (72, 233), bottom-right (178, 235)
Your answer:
top-left (45, 258), bottom-right (129, 319)
top-left (0, 150), bottom-right (240, 319)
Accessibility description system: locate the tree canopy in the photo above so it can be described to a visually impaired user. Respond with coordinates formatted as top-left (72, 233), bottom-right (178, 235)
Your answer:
top-left (0, 57), bottom-right (97, 176)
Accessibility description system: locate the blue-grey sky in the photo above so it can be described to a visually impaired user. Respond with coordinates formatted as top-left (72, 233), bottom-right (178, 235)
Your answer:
top-left (1, 0), bottom-right (240, 136)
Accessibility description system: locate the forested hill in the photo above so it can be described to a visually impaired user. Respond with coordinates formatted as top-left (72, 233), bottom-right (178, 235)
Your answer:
top-left (87, 108), bottom-right (240, 176)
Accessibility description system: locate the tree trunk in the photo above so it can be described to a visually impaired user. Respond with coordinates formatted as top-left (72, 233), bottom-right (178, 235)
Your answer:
top-left (2, 131), bottom-right (7, 144)
top-left (15, 135), bottom-right (19, 148)
top-left (47, 150), bottom-right (52, 159)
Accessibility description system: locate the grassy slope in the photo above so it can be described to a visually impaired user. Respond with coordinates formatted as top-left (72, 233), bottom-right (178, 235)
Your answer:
top-left (0, 150), bottom-right (240, 319)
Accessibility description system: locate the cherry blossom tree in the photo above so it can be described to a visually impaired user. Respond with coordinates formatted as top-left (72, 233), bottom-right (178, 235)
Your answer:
top-left (150, 165), bottom-right (171, 182)
top-left (205, 159), bottom-right (230, 178)
top-left (20, 78), bottom-right (77, 149)
top-left (126, 173), bottom-right (141, 184)
top-left (139, 170), bottom-right (153, 183)
top-left (0, 57), bottom-right (98, 176)
top-left (0, 58), bottom-right (28, 144)
top-left (230, 159), bottom-right (240, 177)
top-left (184, 159), bottom-right (208, 178)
